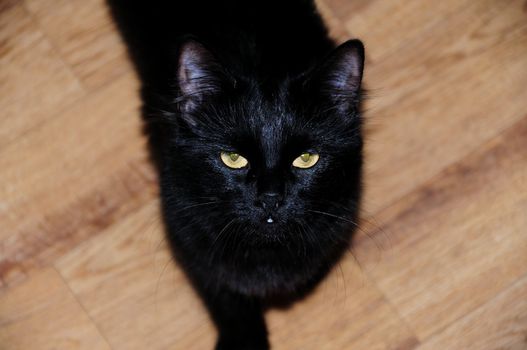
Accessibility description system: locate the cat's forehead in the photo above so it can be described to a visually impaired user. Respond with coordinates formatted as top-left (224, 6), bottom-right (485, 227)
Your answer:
top-left (209, 86), bottom-right (325, 155)
top-left (238, 88), bottom-right (299, 133)
top-left (238, 99), bottom-right (301, 145)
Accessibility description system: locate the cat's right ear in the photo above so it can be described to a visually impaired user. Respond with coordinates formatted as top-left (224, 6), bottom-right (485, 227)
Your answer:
top-left (176, 40), bottom-right (229, 125)
top-left (305, 39), bottom-right (365, 112)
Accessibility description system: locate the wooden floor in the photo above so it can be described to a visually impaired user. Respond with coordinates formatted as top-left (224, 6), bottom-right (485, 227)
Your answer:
top-left (1, 0), bottom-right (526, 349)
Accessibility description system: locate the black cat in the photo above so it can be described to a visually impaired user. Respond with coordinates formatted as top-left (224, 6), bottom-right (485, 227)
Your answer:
top-left (107, 0), bottom-right (364, 348)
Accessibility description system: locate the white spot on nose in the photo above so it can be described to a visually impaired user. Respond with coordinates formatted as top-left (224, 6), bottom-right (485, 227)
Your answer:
top-left (266, 217), bottom-right (274, 224)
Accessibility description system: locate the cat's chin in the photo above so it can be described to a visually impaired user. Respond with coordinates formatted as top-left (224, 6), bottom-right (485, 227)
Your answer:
top-left (242, 220), bottom-right (296, 246)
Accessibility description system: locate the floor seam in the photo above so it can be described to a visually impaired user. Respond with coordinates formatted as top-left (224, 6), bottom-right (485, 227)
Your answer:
top-left (54, 265), bottom-right (116, 350)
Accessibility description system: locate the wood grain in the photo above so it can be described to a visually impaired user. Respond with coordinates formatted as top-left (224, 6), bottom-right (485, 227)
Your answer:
top-left (0, 268), bottom-right (112, 350)
top-left (24, 0), bottom-right (131, 90)
top-left (0, 3), bottom-right (83, 149)
top-left (358, 0), bottom-right (527, 214)
top-left (1, 0), bottom-right (526, 349)
top-left (356, 116), bottom-right (527, 340)
top-left (56, 200), bottom-right (217, 350)
top-left (268, 254), bottom-right (417, 350)
top-left (416, 274), bottom-right (527, 350)
top-left (0, 73), bottom-right (156, 285)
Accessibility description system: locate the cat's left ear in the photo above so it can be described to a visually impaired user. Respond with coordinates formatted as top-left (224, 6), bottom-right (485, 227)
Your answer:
top-left (306, 39), bottom-right (364, 111)
top-left (176, 39), bottom-right (230, 125)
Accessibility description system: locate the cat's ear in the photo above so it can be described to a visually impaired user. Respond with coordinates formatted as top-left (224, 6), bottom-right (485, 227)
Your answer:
top-left (176, 39), bottom-right (229, 124)
top-left (306, 39), bottom-right (364, 111)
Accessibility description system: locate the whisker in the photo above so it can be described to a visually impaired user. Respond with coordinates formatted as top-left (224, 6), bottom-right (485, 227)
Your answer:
top-left (154, 255), bottom-right (175, 316)
top-left (307, 209), bottom-right (359, 226)
top-left (173, 200), bottom-right (223, 214)
top-left (208, 218), bottom-right (237, 265)
top-left (307, 206), bottom-right (384, 254)
top-left (311, 198), bottom-right (393, 251)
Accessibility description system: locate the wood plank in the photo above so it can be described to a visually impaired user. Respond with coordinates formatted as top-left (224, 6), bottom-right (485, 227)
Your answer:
top-left (356, 116), bottom-right (527, 339)
top-left (314, 0), bottom-right (351, 43)
top-left (337, 0), bottom-right (472, 62)
top-left (0, 268), bottom-right (112, 350)
top-left (268, 255), bottom-right (417, 350)
top-left (417, 274), bottom-right (527, 350)
top-left (24, 0), bottom-right (131, 90)
top-left (56, 197), bottom-right (416, 350)
top-left (1, 0), bottom-right (526, 348)
top-left (0, 3), bottom-right (84, 149)
top-left (0, 73), bottom-right (156, 286)
top-left (56, 200), bottom-right (217, 350)
top-left (351, 0), bottom-right (527, 214)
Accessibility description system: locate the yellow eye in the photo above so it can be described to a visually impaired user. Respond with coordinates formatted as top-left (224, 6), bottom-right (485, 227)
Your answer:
top-left (220, 152), bottom-right (248, 169)
top-left (292, 152), bottom-right (319, 168)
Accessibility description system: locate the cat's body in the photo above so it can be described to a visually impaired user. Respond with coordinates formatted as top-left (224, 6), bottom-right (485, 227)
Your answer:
top-left (108, 1), bottom-right (364, 348)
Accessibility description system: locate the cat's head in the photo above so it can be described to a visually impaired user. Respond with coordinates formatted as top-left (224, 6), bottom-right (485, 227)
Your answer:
top-left (160, 39), bottom-right (364, 254)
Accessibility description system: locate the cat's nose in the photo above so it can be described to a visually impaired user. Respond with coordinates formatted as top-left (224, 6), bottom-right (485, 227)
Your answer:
top-left (256, 193), bottom-right (283, 210)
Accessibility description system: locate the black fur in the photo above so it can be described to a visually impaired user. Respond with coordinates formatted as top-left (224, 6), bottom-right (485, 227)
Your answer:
top-left (107, 1), bottom-right (365, 348)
